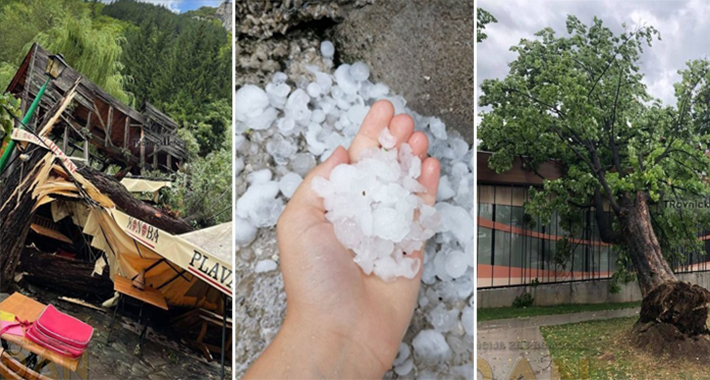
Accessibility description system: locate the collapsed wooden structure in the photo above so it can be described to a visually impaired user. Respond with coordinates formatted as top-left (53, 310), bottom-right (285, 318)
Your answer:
top-left (6, 44), bottom-right (188, 175)
top-left (0, 45), bottom-right (231, 371)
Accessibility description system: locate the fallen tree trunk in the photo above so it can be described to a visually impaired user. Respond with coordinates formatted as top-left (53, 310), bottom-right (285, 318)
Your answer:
top-left (19, 246), bottom-right (114, 301)
top-left (617, 192), bottom-right (710, 359)
top-left (77, 164), bottom-right (193, 234)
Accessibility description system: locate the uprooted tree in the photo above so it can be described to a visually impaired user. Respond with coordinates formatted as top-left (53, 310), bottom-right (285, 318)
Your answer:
top-left (479, 15), bottom-right (710, 355)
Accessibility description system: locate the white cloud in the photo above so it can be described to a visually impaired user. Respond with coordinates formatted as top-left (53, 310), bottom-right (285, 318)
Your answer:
top-left (477, 0), bottom-right (710, 107)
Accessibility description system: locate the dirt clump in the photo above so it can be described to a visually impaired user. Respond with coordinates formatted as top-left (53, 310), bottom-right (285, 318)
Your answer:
top-left (632, 281), bottom-right (710, 362)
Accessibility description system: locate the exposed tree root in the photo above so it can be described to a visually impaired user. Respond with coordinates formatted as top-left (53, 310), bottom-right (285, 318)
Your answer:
top-left (632, 281), bottom-right (710, 361)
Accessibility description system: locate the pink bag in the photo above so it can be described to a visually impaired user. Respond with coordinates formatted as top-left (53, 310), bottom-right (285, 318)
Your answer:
top-left (25, 304), bottom-right (93, 358)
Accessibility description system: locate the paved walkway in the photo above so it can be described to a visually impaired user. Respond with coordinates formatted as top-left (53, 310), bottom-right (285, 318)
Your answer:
top-left (477, 308), bottom-right (640, 380)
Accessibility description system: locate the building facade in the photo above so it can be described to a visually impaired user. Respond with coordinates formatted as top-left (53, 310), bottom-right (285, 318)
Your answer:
top-left (477, 152), bottom-right (710, 289)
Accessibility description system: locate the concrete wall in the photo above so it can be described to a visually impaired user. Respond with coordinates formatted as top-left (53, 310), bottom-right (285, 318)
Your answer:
top-left (477, 272), bottom-right (710, 308)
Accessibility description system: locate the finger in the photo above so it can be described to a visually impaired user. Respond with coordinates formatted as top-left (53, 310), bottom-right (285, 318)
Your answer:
top-left (348, 100), bottom-right (394, 161)
top-left (418, 157), bottom-right (440, 206)
top-left (408, 131), bottom-right (429, 159)
top-left (290, 146), bottom-right (350, 213)
top-left (389, 113), bottom-right (415, 149)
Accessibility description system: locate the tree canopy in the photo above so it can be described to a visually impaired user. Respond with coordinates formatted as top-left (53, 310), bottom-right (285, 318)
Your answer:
top-left (478, 15), bottom-right (710, 280)
top-left (477, 8), bottom-right (497, 43)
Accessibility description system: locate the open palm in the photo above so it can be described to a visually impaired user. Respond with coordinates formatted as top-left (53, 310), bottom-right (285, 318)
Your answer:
top-left (275, 100), bottom-right (440, 376)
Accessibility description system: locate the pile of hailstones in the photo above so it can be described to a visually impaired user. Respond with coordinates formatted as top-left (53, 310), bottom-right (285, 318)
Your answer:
top-left (310, 129), bottom-right (439, 281)
top-left (236, 41), bottom-right (474, 372)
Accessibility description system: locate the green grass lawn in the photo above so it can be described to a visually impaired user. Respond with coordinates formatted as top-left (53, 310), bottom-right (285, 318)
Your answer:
top-left (478, 301), bottom-right (640, 321)
top-left (541, 317), bottom-right (708, 379)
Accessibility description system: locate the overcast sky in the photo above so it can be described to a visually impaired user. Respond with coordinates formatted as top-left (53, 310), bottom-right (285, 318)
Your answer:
top-left (477, 0), bottom-right (710, 111)
top-left (103, 0), bottom-right (224, 13)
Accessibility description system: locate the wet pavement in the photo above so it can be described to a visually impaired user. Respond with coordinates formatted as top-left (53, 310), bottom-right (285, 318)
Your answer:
top-left (477, 308), bottom-right (640, 380)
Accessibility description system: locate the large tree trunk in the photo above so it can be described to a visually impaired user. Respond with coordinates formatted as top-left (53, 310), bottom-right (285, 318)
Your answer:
top-left (618, 191), bottom-right (677, 296)
top-left (619, 191), bottom-right (710, 357)
top-left (18, 246), bottom-right (114, 301)
top-left (77, 166), bottom-right (193, 234)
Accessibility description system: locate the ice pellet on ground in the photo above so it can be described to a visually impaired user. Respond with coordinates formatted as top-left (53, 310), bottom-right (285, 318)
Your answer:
top-left (429, 117), bottom-right (448, 140)
top-left (235, 85), bottom-right (269, 122)
top-left (394, 359), bottom-right (414, 376)
top-left (266, 134), bottom-right (297, 166)
top-left (278, 172), bottom-right (302, 199)
top-left (349, 61), bottom-right (370, 82)
top-left (436, 202), bottom-right (474, 246)
top-left (444, 250), bottom-right (468, 278)
top-left (412, 329), bottom-right (451, 362)
top-left (234, 216), bottom-right (257, 248)
top-left (436, 175), bottom-right (455, 201)
top-left (312, 142), bottom-right (440, 281)
top-left (392, 343), bottom-right (411, 367)
top-left (461, 306), bottom-right (473, 336)
top-left (427, 303), bottom-right (460, 332)
top-left (320, 40), bottom-right (335, 58)
top-left (254, 259), bottom-right (278, 273)
top-left (290, 153), bottom-right (316, 177)
top-left (334, 64), bottom-right (360, 95)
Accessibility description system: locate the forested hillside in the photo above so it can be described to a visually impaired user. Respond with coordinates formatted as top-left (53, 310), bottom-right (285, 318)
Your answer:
top-left (0, 0), bottom-right (232, 227)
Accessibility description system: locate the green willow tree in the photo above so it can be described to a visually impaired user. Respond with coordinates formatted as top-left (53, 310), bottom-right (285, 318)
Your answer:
top-left (479, 16), bottom-right (710, 340)
top-left (34, 15), bottom-right (133, 104)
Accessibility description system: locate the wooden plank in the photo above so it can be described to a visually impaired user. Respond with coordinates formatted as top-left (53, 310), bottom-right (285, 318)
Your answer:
top-left (105, 105), bottom-right (113, 147)
top-left (140, 127), bottom-right (145, 168)
top-left (37, 78), bottom-right (80, 137)
top-left (20, 44), bottom-right (37, 115)
top-left (0, 293), bottom-right (82, 372)
top-left (123, 117), bottom-right (130, 149)
top-left (84, 112), bottom-right (91, 162)
top-left (91, 102), bottom-right (106, 130)
top-left (30, 223), bottom-right (72, 244)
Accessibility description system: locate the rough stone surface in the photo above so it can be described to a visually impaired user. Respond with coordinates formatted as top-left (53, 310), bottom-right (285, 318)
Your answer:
top-left (331, 0), bottom-right (474, 143)
top-left (236, 0), bottom-right (373, 39)
top-left (215, 1), bottom-right (233, 32)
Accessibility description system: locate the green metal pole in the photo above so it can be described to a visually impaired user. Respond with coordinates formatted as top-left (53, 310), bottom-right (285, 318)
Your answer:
top-left (0, 76), bottom-right (51, 174)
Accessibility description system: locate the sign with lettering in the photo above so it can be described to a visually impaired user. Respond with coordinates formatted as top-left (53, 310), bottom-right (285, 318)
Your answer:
top-left (11, 128), bottom-right (78, 173)
top-left (125, 216), bottom-right (160, 247)
top-left (188, 251), bottom-right (233, 295)
top-left (111, 209), bottom-right (232, 296)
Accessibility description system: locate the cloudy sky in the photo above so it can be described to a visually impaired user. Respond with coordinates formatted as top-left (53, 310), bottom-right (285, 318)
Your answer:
top-left (103, 0), bottom-right (224, 13)
top-left (477, 0), bottom-right (710, 109)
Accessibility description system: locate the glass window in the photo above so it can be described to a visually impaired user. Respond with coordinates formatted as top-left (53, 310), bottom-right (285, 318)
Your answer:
top-left (494, 230), bottom-right (511, 267)
top-left (478, 185), bottom-right (494, 220)
top-left (511, 206), bottom-right (525, 228)
top-left (573, 244), bottom-right (585, 275)
top-left (528, 238), bottom-right (542, 281)
top-left (495, 205), bottom-right (512, 225)
top-left (478, 227), bottom-right (492, 265)
top-left (511, 233), bottom-right (525, 268)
